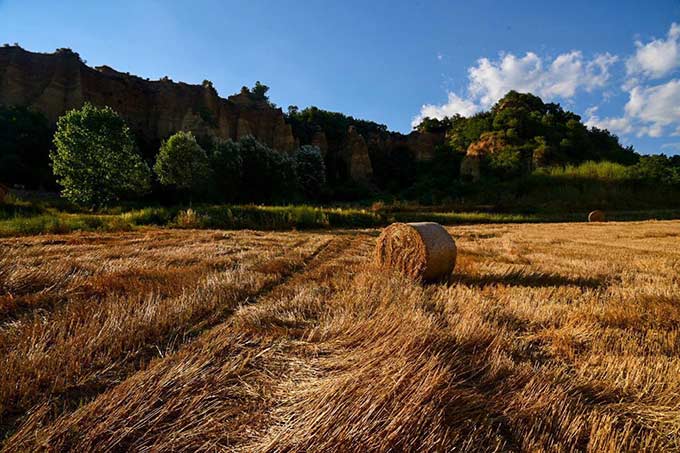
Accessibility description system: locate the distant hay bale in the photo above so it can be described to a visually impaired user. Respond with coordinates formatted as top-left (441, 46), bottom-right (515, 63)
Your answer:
top-left (588, 210), bottom-right (605, 222)
top-left (374, 222), bottom-right (457, 281)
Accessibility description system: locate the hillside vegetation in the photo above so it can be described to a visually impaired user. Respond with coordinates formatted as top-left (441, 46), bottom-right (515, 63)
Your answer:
top-left (2, 85), bottom-right (680, 213)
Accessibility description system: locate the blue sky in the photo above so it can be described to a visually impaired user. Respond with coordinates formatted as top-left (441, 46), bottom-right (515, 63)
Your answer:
top-left (1, 0), bottom-right (680, 155)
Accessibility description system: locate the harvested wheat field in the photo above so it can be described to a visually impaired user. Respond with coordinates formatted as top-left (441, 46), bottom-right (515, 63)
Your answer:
top-left (1, 221), bottom-right (679, 452)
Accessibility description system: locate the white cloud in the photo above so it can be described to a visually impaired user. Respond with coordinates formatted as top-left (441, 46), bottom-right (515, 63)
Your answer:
top-left (585, 112), bottom-right (633, 135)
top-left (412, 50), bottom-right (617, 127)
top-left (414, 23), bottom-right (680, 141)
top-left (411, 92), bottom-right (480, 128)
top-left (585, 105), bottom-right (599, 118)
top-left (586, 79), bottom-right (680, 138)
top-left (627, 23), bottom-right (680, 79)
top-left (469, 51), bottom-right (616, 107)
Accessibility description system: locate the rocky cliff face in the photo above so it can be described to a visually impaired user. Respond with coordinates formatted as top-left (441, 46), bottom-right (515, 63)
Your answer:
top-left (0, 46), bottom-right (447, 185)
top-left (315, 127), bottom-right (445, 183)
top-left (343, 126), bottom-right (373, 182)
top-left (367, 129), bottom-right (445, 162)
top-left (0, 46), bottom-right (296, 153)
top-left (460, 132), bottom-right (509, 181)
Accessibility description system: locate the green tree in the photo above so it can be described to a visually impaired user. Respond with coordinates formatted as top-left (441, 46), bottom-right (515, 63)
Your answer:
top-left (270, 151), bottom-right (297, 202)
top-left (251, 81), bottom-right (270, 101)
top-left (448, 112), bottom-right (493, 152)
top-left (294, 145), bottom-right (326, 200)
top-left (238, 135), bottom-right (277, 201)
top-left (415, 117), bottom-right (452, 133)
top-left (154, 131), bottom-right (212, 204)
top-left (210, 139), bottom-right (243, 201)
top-left (238, 136), bottom-right (297, 202)
top-left (630, 154), bottom-right (680, 185)
top-left (51, 103), bottom-right (150, 207)
top-left (484, 146), bottom-right (524, 179)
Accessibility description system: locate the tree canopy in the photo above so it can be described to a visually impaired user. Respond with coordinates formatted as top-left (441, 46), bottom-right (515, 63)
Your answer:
top-left (154, 131), bottom-right (212, 199)
top-left (51, 103), bottom-right (150, 207)
top-left (416, 91), bottom-right (638, 170)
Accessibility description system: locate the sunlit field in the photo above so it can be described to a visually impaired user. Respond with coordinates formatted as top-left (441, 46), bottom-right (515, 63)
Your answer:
top-left (1, 221), bottom-right (679, 451)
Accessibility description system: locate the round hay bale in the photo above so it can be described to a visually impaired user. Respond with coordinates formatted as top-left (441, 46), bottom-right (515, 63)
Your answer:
top-left (374, 222), bottom-right (457, 281)
top-left (588, 210), bottom-right (605, 222)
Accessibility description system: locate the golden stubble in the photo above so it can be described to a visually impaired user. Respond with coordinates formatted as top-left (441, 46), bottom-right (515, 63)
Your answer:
top-left (1, 220), bottom-right (679, 452)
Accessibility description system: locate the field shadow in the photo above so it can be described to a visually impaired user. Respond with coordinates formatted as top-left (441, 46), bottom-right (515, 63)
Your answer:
top-left (449, 269), bottom-right (607, 289)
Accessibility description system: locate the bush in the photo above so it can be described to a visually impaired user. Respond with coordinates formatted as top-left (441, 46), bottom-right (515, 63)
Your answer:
top-left (121, 207), bottom-right (175, 225)
top-left (174, 208), bottom-right (205, 228)
top-left (51, 103), bottom-right (151, 207)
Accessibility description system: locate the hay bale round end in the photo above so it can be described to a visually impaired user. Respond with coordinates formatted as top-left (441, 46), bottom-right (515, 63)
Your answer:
top-left (374, 222), bottom-right (457, 281)
top-left (588, 210), bottom-right (605, 222)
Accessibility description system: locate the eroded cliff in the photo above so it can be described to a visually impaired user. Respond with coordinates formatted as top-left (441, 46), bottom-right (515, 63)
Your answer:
top-left (0, 45), bottom-right (446, 185)
top-left (0, 46), bottom-right (296, 154)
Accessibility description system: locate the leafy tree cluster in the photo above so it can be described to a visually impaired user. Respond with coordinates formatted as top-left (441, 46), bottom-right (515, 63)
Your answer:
top-left (153, 132), bottom-right (325, 204)
top-left (417, 91), bottom-right (639, 179)
top-left (628, 154), bottom-right (680, 185)
top-left (46, 103), bottom-right (327, 208)
top-left (0, 106), bottom-right (53, 189)
top-left (239, 81), bottom-right (276, 107)
top-left (414, 117), bottom-right (452, 133)
top-left (286, 105), bottom-right (387, 146)
top-left (7, 89), bottom-right (680, 210)
top-left (370, 145), bottom-right (417, 192)
top-left (292, 145), bottom-right (327, 200)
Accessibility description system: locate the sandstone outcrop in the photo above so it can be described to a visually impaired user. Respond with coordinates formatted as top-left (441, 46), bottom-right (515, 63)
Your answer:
top-left (460, 132), bottom-right (509, 181)
top-left (0, 46), bottom-right (296, 153)
top-left (311, 130), bottom-right (329, 156)
top-left (343, 126), bottom-right (373, 182)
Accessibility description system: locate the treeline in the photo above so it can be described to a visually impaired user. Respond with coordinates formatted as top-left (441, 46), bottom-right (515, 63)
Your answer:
top-left (48, 103), bottom-right (326, 207)
top-left (2, 88), bottom-right (680, 210)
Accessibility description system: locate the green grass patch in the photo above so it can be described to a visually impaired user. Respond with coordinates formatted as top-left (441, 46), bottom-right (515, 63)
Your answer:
top-left (534, 161), bottom-right (632, 181)
top-left (0, 213), bottom-right (134, 237)
top-left (2, 198), bottom-right (680, 238)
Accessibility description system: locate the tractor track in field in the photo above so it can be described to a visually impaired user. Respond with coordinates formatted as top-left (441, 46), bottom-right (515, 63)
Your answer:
top-left (2, 233), bottom-right (375, 451)
top-left (0, 233), bottom-right (336, 447)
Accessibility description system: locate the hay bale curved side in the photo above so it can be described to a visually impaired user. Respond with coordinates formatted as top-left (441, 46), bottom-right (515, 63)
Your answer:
top-left (374, 222), bottom-right (457, 281)
top-left (588, 210), bottom-right (605, 222)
